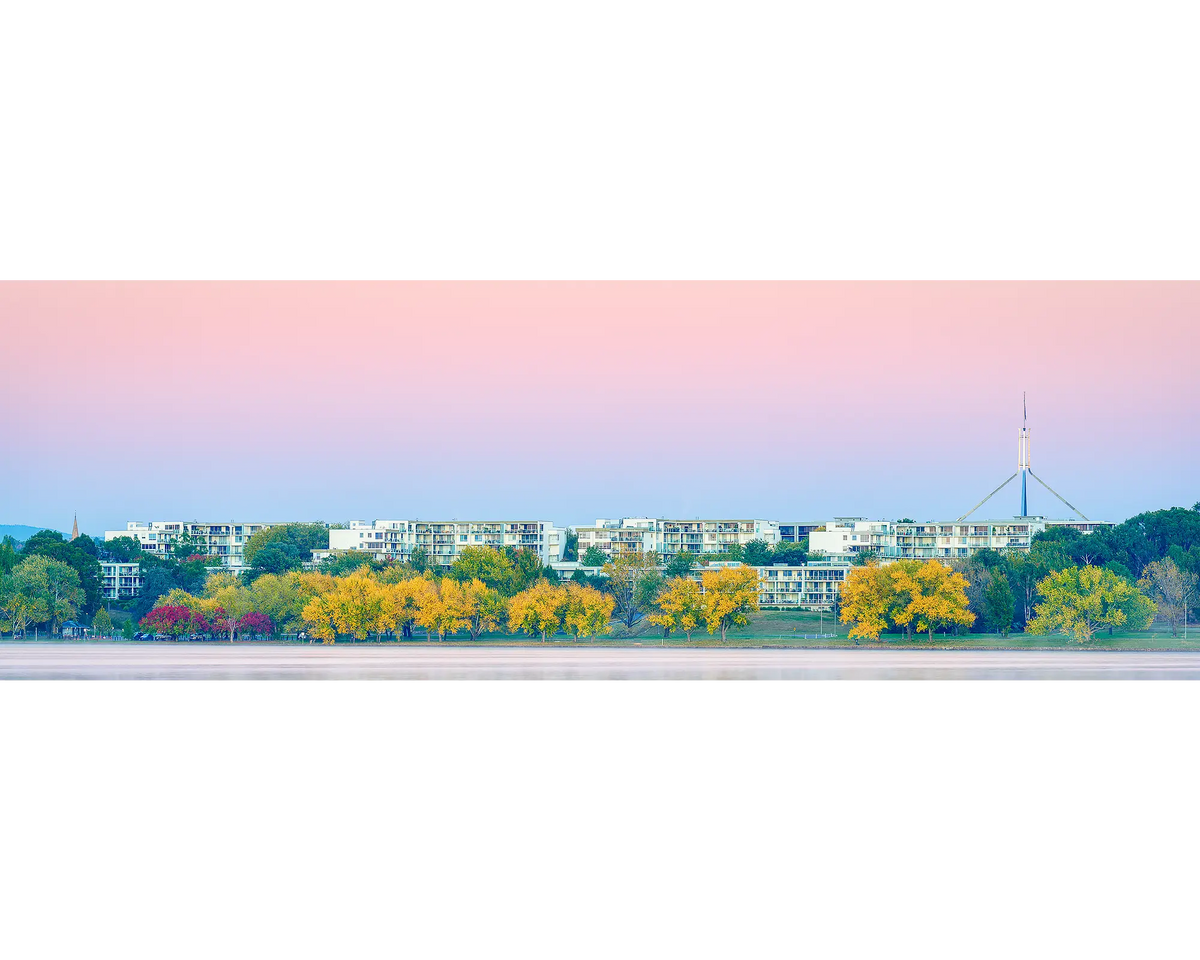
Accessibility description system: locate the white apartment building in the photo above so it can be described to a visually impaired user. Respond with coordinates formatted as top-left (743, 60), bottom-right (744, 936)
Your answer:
top-left (575, 518), bottom-right (780, 560)
top-left (103, 520), bottom-right (277, 573)
top-left (776, 522), bottom-right (824, 544)
top-left (552, 558), bottom-right (851, 611)
top-left (327, 519), bottom-right (566, 567)
top-left (100, 561), bottom-right (142, 600)
top-left (808, 517), bottom-right (1113, 561)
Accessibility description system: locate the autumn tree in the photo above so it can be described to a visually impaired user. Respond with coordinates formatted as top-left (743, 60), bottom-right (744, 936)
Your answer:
top-left (838, 565), bottom-right (892, 641)
top-left (700, 566), bottom-right (760, 641)
top-left (416, 577), bottom-right (472, 641)
top-left (563, 583), bottom-right (615, 641)
top-left (1028, 565), bottom-right (1157, 642)
top-left (603, 551), bottom-right (661, 629)
top-left (892, 560), bottom-right (974, 640)
top-left (381, 577), bottom-right (435, 640)
top-left (507, 580), bottom-right (569, 641)
top-left (459, 578), bottom-right (507, 640)
top-left (648, 576), bottom-right (703, 643)
top-left (1138, 558), bottom-right (1198, 638)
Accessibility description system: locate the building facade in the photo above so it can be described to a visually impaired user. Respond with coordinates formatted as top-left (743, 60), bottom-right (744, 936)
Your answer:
top-left (326, 520), bottom-right (566, 568)
top-left (808, 517), bottom-right (1113, 561)
top-left (575, 518), bottom-right (780, 561)
top-left (100, 561), bottom-right (142, 600)
top-left (103, 521), bottom-right (277, 573)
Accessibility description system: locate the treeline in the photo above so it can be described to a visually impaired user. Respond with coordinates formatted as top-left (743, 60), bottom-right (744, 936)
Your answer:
top-left (0, 530), bottom-right (108, 636)
top-left (135, 547), bottom-right (763, 644)
top-left (837, 506), bottom-right (1200, 642)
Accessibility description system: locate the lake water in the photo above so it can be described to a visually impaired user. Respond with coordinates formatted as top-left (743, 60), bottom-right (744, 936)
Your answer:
top-left (3, 642), bottom-right (1199, 679)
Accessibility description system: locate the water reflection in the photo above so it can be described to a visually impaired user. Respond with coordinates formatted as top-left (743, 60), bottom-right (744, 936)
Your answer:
top-left (3, 643), bottom-right (1200, 679)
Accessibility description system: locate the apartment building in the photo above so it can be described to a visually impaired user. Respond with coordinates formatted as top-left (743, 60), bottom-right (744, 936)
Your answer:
top-left (553, 557), bottom-right (851, 611)
top-left (103, 520), bottom-right (277, 573)
top-left (327, 519), bottom-right (566, 567)
top-left (575, 518), bottom-right (780, 560)
top-left (808, 517), bottom-right (1114, 561)
top-left (776, 522), bottom-right (824, 544)
top-left (100, 561), bottom-right (142, 600)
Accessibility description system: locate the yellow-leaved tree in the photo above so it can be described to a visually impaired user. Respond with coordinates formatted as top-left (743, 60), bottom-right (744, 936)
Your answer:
top-left (647, 576), bottom-right (703, 643)
top-left (563, 583), bottom-right (615, 641)
top-left (301, 592), bottom-right (339, 644)
top-left (700, 566), bottom-right (760, 642)
top-left (330, 571), bottom-right (385, 641)
top-left (839, 564), bottom-right (892, 640)
top-left (381, 577), bottom-right (436, 640)
top-left (1028, 565), bottom-right (1156, 642)
top-left (416, 577), bottom-right (472, 641)
top-left (507, 580), bottom-right (569, 641)
top-left (458, 578), bottom-right (508, 641)
top-left (895, 560), bottom-right (975, 640)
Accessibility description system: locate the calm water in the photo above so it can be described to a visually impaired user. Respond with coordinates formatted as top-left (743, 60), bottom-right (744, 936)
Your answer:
top-left (3, 643), bottom-right (1199, 679)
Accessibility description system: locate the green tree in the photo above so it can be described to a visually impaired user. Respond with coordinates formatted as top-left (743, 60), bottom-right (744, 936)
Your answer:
top-left (1138, 558), bottom-right (1199, 638)
top-left (1028, 565), bottom-right (1157, 642)
top-left (743, 539), bottom-right (772, 566)
top-left (983, 572), bottom-right (1015, 636)
top-left (243, 523), bottom-right (329, 567)
top-left (92, 607), bottom-right (114, 637)
top-left (102, 536), bottom-right (144, 562)
top-left (603, 552), bottom-right (662, 629)
top-left (581, 546), bottom-right (607, 567)
top-left (20, 530), bottom-right (102, 616)
top-left (408, 545), bottom-right (431, 573)
top-left (449, 546), bottom-right (516, 593)
top-left (0, 537), bottom-right (17, 575)
top-left (13, 554), bottom-right (86, 633)
top-left (0, 574), bottom-right (49, 637)
top-left (662, 551), bottom-right (696, 579)
top-left (562, 530), bottom-right (579, 562)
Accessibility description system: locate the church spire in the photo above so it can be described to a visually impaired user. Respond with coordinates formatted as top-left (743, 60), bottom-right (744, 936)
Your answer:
top-left (71, 513), bottom-right (79, 541)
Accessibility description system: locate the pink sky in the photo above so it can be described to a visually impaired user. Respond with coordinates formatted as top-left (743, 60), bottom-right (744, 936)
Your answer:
top-left (1, 282), bottom-right (1196, 533)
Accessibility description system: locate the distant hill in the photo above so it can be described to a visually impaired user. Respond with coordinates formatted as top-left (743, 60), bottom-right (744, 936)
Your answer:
top-left (0, 524), bottom-right (65, 543)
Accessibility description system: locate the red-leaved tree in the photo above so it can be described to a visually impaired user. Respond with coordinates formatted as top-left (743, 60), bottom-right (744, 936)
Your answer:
top-left (237, 612), bottom-right (273, 640)
top-left (140, 605), bottom-right (192, 638)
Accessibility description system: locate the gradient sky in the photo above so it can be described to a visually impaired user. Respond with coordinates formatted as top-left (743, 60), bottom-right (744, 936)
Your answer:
top-left (2, 282), bottom-right (1196, 535)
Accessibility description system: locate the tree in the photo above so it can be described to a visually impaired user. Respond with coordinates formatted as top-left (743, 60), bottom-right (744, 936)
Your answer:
top-left (743, 539), bottom-right (772, 566)
top-left (983, 572), bottom-right (1015, 636)
top-left (415, 578), bottom-right (472, 641)
top-left (581, 546), bottom-right (607, 567)
top-left (562, 530), bottom-right (579, 562)
top-left (13, 555), bottom-right (86, 634)
top-left (0, 537), bottom-right (17, 575)
top-left (140, 605), bottom-right (194, 638)
top-left (326, 571), bottom-right (386, 641)
top-left (603, 552), bottom-right (662, 629)
top-left (1028, 565), bottom-right (1157, 642)
top-left (647, 576), bottom-right (703, 642)
top-left (772, 540), bottom-right (808, 565)
top-left (700, 566), bottom-right (760, 641)
top-left (839, 565), bottom-right (892, 641)
top-left (662, 551), bottom-right (696, 579)
top-left (1139, 558), bottom-right (1199, 638)
top-left (0, 574), bottom-right (49, 637)
top-left (380, 577), bottom-right (435, 640)
top-left (203, 574), bottom-right (256, 641)
top-left (889, 560), bottom-right (974, 640)
top-left (236, 611), bottom-right (273, 640)
top-left (507, 580), bottom-right (568, 641)
top-left (458, 578), bottom-right (508, 640)
top-left (562, 583), bottom-right (615, 641)
top-left (851, 550), bottom-right (879, 567)
top-left (92, 607), bottom-right (113, 637)
top-left (243, 523), bottom-right (329, 567)
top-left (506, 547), bottom-right (549, 592)
top-left (20, 530), bottom-right (102, 617)
top-left (449, 546), bottom-right (515, 594)
top-left (301, 592), bottom-right (340, 644)
top-left (102, 536), bottom-right (144, 563)
top-left (408, 545), bottom-right (431, 573)
top-left (246, 573), bottom-right (306, 636)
